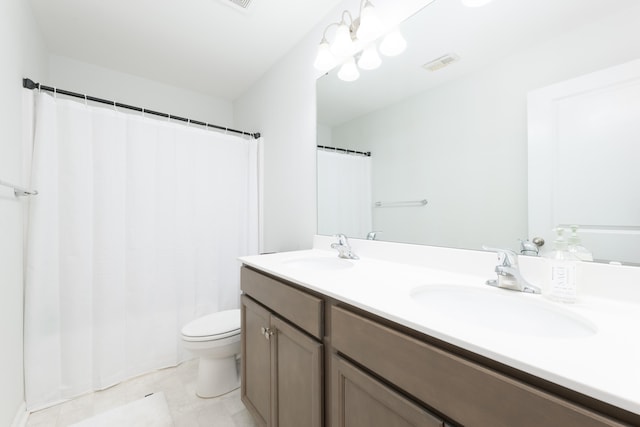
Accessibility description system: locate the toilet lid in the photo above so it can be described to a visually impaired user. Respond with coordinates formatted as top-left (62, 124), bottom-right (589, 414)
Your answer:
top-left (181, 309), bottom-right (241, 339)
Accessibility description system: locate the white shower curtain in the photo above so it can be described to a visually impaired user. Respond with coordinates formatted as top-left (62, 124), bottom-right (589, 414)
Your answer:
top-left (23, 91), bottom-right (259, 410)
top-left (317, 149), bottom-right (372, 239)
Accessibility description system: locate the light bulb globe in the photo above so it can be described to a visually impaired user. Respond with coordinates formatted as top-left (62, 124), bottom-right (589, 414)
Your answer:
top-left (337, 57), bottom-right (360, 82)
top-left (357, 44), bottom-right (381, 70)
top-left (313, 41), bottom-right (337, 72)
top-left (331, 22), bottom-right (355, 57)
top-left (379, 29), bottom-right (406, 57)
top-left (356, 3), bottom-right (382, 42)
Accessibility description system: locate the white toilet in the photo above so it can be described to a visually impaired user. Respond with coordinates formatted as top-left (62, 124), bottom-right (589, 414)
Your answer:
top-left (181, 308), bottom-right (241, 398)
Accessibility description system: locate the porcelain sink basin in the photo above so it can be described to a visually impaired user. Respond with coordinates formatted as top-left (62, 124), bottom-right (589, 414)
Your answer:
top-left (410, 285), bottom-right (597, 339)
top-left (281, 256), bottom-right (354, 271)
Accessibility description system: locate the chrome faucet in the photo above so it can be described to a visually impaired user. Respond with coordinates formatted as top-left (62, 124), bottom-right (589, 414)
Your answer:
top-left (331, 234), bottom-right (359, 260)
top-left (519, 237), bottom-right (545, 256)
top-left (483, 246), bottom-right (540, 294)
top-left (366, 231), bottom-right (379, 240)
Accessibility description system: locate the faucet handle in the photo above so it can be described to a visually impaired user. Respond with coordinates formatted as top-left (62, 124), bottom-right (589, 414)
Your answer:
top-left (519, 239), bottom-right (540, 256)
top-left (366, 231), bottom-right (380, 240)
top-left (334, 234), bottom-right (349, 246)
top-left (482, 246), bottom-right (518, 267)
top-left (331, 234), bottom-right (359, 259)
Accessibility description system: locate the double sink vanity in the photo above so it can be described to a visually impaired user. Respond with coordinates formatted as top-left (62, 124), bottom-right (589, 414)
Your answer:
top-left (239, 235), bottom-right (640, 426)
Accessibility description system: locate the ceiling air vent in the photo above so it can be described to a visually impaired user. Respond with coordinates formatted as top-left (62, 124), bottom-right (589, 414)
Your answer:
top-left (219, 0), bottom-right (253, 12)
top-left (422, 53), bottom-right (460, 72)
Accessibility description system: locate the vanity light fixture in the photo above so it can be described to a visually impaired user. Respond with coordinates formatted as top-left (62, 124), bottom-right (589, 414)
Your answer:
top-left (313, 0), bottom-right (407, 82)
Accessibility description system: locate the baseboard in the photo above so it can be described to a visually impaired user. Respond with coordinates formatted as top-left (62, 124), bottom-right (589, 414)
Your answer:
top-left (11, 401), bottom-right (28, 427)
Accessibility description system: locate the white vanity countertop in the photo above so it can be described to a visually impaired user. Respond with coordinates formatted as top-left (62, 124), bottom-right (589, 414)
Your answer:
top-left (240, 237), bottom-right (640, 415)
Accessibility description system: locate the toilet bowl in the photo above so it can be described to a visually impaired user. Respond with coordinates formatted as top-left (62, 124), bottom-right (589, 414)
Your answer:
top-left (181, 308), bottom-right (241, 398)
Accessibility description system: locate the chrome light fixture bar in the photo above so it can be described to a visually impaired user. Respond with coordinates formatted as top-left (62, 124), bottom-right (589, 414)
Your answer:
top-left (313, 0), bottom-right (407, 82)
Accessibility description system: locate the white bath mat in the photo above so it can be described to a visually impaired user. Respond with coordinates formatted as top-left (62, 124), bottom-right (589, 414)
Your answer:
top-left (69, 392), bottom-right (173, 427)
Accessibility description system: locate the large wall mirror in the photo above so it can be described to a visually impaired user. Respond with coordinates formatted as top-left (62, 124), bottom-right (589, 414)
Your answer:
top-left (316, 0), bottom-right (640, 264)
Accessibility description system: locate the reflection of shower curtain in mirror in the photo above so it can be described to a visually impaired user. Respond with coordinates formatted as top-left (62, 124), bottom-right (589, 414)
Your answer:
top-left (317, 150), bottom-right (372, 239)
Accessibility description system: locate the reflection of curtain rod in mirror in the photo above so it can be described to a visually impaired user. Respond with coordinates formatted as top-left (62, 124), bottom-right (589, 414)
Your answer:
top-left (375, 199), bottom-right (427, 208)
top-left (317, 144), bottom-right (371, 157)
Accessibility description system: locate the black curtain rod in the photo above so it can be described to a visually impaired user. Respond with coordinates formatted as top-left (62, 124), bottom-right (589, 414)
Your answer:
top-left (317, 144), bottom-right (371, 157)
top-left (22, 78), bottom-right (261, 140)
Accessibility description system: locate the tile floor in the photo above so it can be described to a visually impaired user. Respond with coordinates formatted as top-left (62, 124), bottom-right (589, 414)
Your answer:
top-left (25, 359), bottom-right (257, 427)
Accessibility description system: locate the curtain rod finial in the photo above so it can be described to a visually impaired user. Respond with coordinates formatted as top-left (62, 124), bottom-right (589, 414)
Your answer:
top-left (23, 78), bottom-right (38, 90)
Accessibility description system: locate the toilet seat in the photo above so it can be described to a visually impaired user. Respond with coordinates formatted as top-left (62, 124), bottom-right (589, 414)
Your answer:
top-left (181, 309), bottom-right (241, 342)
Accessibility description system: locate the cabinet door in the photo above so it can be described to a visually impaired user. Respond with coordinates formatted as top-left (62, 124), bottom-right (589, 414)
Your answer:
top-left (241, 295), bottom-right (273, 427)
top-left (332, 355), bottom-right (443, 427)
top-left (272, 315), bottom-right (323, 427)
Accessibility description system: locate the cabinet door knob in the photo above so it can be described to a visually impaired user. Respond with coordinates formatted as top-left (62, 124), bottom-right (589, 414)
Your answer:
top-left (260, 326), bottom-right (275, 340)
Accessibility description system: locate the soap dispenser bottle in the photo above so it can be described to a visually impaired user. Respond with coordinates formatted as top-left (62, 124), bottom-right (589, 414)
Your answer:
top-left (567, 224), bottom-right (593, 261)
top-left (544, 228), bottom-right (579, 303)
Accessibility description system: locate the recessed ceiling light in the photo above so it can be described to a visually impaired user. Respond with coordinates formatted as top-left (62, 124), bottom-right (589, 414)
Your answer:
top-left (422, 53), bottom-right (460, 72)
top-left (218, 0), bottom-right (253, 13)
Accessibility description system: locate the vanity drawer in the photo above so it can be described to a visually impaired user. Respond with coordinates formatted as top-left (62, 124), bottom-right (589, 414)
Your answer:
top-left (331, 306), bottom-right (625, 427)
top-left (241, 266), bottom-right (323, 339)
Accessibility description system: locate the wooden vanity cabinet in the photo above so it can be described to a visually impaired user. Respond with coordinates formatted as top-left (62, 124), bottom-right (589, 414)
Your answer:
top-left (240, 267), bottom-right (323, 427)
top-left (241, 266), bottom-right (638, 427)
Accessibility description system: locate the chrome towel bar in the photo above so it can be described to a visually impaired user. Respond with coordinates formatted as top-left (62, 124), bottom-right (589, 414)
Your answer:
top-left (374, 199), bottom-right (427, 208)
top-left (0, 178), bottom-right (38, 197)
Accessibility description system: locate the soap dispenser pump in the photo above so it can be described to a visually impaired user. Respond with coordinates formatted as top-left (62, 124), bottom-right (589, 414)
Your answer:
top-left (567, 224), bottom-right (593, 261)
top-left (544, 228), bottom-right (579, 303)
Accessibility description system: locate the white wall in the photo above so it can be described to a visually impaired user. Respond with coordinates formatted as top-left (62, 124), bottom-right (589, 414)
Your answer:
top-left (328, 3), bottom-right (640, 251)
top-left (0, 1), bottom-right (47, 425)
top-left (234, 0), bottom-right (429, 252)
top-left (48, 55), bottom-right (234, 127)
top-left (234, 39), bottom-right (318, 252)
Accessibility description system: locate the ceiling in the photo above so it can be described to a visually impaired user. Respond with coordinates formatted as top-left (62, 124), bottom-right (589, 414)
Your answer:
top-left (317, 0), bottom-right (639, 127)
top-left (28, 0), bottom-right (637, 109)
top-left (28, 0), bottom-right (343, 101)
